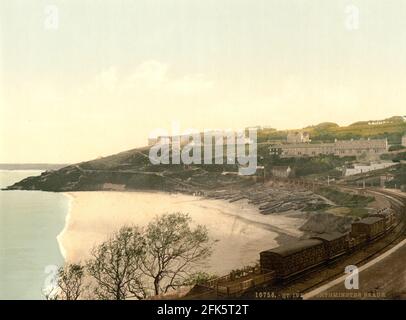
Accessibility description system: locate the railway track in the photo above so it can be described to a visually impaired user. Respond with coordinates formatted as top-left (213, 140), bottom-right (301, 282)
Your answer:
top-left (301, 225), bottom-right (404, 297)
top-left (187, 187), bottom-right (406, 300)
top-left (281, 187), bottom-right (406, 298)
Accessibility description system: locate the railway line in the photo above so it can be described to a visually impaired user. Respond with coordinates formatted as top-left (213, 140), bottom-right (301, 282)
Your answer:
top-left (302, 223), bottom-right (404, 298)
top-left (185, 186), bottom-right (406, 300)
top-left (261, 187), bottom-right (406, 299)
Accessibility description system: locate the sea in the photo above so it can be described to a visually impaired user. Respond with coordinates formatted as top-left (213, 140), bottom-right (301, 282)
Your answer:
top-left (0, 170), bottom-right (300, 300)
top-left (0, 170), bottom-right (69, 300)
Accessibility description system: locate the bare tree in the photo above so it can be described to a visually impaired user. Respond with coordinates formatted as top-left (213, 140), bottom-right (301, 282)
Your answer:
top-left (86, 226), bottom-right (147, 300)
top-left (43, 287), bottom-right (58, 300)
top-left (42, 263), bottom-right (85, 300)
top-left (141, 213), bottom-right (212, 295)
top-left (57, 263), bottom-right (85, 300)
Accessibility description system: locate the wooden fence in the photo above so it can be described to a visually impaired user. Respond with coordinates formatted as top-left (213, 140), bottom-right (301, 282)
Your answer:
top-left (201, 265), bottom-right (275, 296)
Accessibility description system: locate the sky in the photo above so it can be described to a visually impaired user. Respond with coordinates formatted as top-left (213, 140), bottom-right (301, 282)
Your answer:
top-left (1, 0), bottom-right (406, 163)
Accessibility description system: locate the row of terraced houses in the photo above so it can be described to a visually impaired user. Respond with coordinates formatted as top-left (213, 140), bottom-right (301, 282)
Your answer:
top-left (270, 138), bottom-right (389, 158)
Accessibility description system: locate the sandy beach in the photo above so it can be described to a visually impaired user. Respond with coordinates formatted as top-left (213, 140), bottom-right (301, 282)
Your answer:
top-left (57, 191), bottom-right (305, 276)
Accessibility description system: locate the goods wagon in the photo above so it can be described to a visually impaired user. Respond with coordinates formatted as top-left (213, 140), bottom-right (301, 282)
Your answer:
top-left (310, 232), bottom-right (348, 259)
top-left (260, 239), bottom-right (326, 279)
top-left (351, 217), bottom-right (386, 240)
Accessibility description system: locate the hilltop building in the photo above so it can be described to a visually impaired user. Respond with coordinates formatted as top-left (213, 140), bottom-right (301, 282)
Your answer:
top-left (402, 133), bottom-right (406, 147)
top-left (287, 131), bottom-right (310, 143)
top-left (270, 138), bottom-right (388, 158)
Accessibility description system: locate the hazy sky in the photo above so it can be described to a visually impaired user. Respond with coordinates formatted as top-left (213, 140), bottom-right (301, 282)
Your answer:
top-left (1, 0), bottom-right (406, 163)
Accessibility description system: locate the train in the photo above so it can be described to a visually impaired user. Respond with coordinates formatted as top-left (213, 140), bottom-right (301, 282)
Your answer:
top-left (260, 207), bottom-right (398, 280)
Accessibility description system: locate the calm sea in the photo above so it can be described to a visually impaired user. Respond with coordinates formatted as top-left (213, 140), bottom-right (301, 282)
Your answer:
top-left (0, 170), bottom-right (69, 300)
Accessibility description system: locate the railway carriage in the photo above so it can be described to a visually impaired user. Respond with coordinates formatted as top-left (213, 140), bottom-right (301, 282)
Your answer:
top-left (310, 232), bottom-right (349, 259)
top-left (260, 239), bottom-right (326, 279)
top-left (351, 217), bottom-right (386, 240)
top-left (348, 234), bottom-right (368, 250)
top-left (257, 188), bottom-right (403, 284)
top-left (370, 208), bottom-right (396, 230)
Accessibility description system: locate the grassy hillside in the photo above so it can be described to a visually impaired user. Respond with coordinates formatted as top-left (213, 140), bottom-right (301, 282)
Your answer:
top-left (258, 116), bottom-right (406, 144)
top-left (5, 146), bottom-right (253, 192)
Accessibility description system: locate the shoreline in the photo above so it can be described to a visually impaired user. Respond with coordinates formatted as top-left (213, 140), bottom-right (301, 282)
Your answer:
top-left (57, 192), bottom-right (74, 261)
top-left (57, 190), bottom-right (305, 275)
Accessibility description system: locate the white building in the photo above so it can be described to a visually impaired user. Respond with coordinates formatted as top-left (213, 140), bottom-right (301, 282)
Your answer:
top-left (402, 134), bottom-right (406, 147)
top-left (343, 162), bottom-right (397, 176)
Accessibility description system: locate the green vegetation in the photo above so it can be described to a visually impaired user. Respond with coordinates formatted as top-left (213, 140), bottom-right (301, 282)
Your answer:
top-left (6, 145), bottom-right (253, 192)
top-left (264, 154), bottom-right (352, 177)
top-left (316, 187), bottom-right (374, 208)
top-left (257, 116), bottom-right (406, 144)
top-left (385, 164), bottom-right (406, 189)
top-left (388, 145), bottom-right (406, 152)
top-left (303, 202), bottom-right (331, 211)
top-left (324, 206), bottom-right (369, 218)
top-left (314, 187), bottom-right (374, 218)
top-left (381, 151), bottom-right (406, 162)
top-left (346, 207), bottom-right (370, 218)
